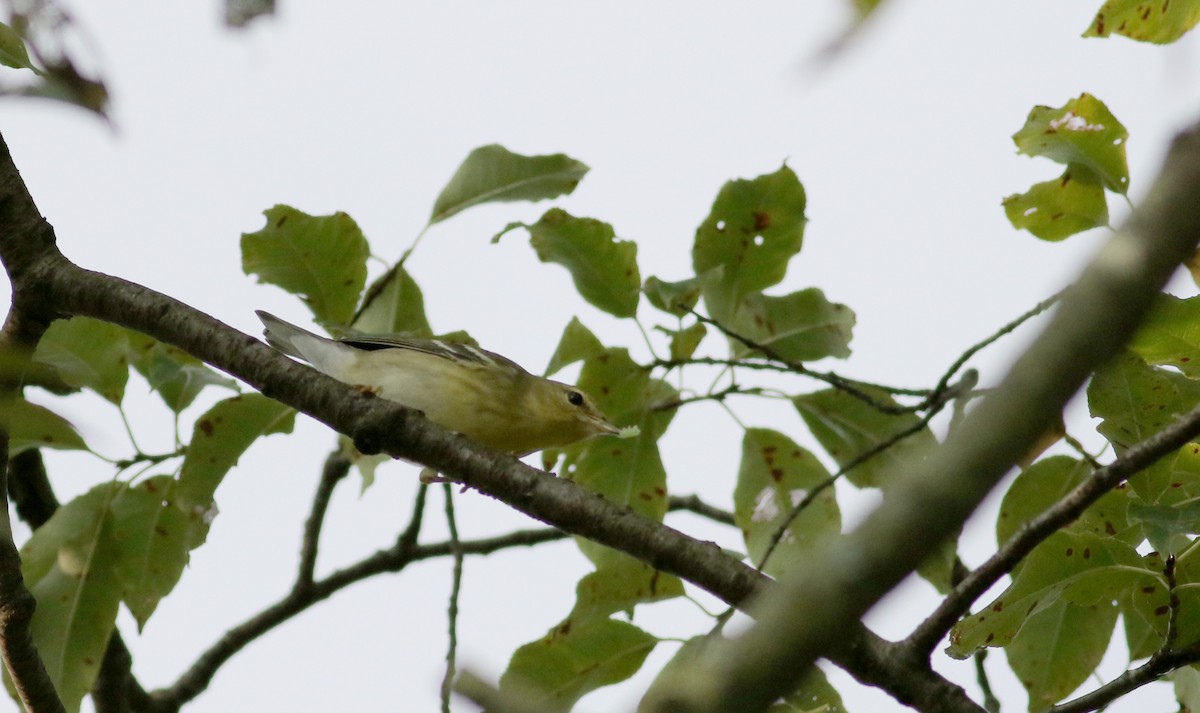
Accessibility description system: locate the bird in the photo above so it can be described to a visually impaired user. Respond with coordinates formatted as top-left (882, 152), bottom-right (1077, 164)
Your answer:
top-left (255, 311), bottom-right (621, 459)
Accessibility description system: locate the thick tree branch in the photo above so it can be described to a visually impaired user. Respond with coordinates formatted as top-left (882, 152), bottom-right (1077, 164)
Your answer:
top-left (0, 160), bottom-right (66, 711)
top-left (646, 120), bottom-right (1200, 713)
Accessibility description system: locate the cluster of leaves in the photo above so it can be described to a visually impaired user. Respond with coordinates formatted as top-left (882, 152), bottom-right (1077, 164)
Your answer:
top-left (238, 142), bottom-right (877, 711)
top-left (948, 88), bottom-right (1200, 710)
top-left (1, 320), bottom-right (292, 711)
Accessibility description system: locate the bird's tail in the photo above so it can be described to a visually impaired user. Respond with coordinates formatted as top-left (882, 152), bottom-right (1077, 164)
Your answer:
top-left (256, 310), bottom-right (323, 360)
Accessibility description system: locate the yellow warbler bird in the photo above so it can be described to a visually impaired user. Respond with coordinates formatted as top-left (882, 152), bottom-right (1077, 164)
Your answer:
top-left (256, 311), bottom-right (620, 456)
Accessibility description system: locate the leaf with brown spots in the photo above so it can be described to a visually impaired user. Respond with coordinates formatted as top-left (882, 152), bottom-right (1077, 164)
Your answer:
top-left (733, 428), bottom-right (839, 578)
top-left (729, 287), bottom-right (855, 362)
top-left (1002, 163), bottom-right (1109, 241)
top-left (692, 164), bottom-right (807, 324)
top-left (1084, 0), bottom-right (1200, 43)
top-left (499, 617), bottom-right (657, 713)
top-left (109, 475), bottom-right (207, 629)
top-left (1012, 93), bottom-right (1129, 194)
top-left (176, 394), bottom-right (295, 511)
top-left (947, 531), bottom-right (1148, 660)
top-left (1, 398), bottom-right (89, 455)
top-left (18, 483), bottom-right (124, 713)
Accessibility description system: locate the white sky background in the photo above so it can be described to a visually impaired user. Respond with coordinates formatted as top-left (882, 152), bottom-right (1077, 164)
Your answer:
top-left (3, 1), bottom-right (1200, 712)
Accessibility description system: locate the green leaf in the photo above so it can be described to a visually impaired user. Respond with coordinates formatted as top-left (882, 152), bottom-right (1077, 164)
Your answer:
top-left (34, 317), bottom-right (131, 404)
top-left (643, 273), bottom-right (712, 316)
top-left (1012, 94), bottom-right (1129, 194)
top-left (948, 531), bottom-right (1148, 658)
top-left (1084, 0), bottom-right (1200, 43)
top-left (352, 265), bottom-right (433, 337)
top-left (793, 387), bottom-right (936, 488)
top-left (1088, 351), bottom-right (1200, 454)
top-left (997, 456), bottom-right (1128, 547)
top-left (692, 165), bottom-right (807, 323)
top-left (20, 483), bottom-right (123, 713)
top-left (127, 333), bottom-right (238, 413)
top-left (545, 317), bottom-right (606, 377)
top-left (1006, 599), bottom-right (1118, 710)
top-left (500, 617), bottom-right (657, 713)
top-left (241, 205), bottom-right (369, 325)
top-left (1124, 550), bottom-right (1200, 651)
top-left (0, 23), bottom-right (33, 70)
top-left (730, 289), bottom-right (854, 362)
top-left (429, 144), bottom-right (588, 225)
top-left (1128, 293), bottom-right (1200, 377)
top-left (109, 475), bottom-right (207, 629)
top-left (734, 429), bottom-right (839, 578)
top-left (571, 558), bottom-right (684, 620)
top-left (176, 395), bottom-right (295, 512)
top-left (0, 398), bottom-right (88, 454)
top-left (562, 349), bottom-right (676, 566)
top-left (516, 209), bottom-right (640, 318)
top-left (658, 322), bottom-right (708, 362)
top-left (1002, 164), bottom-right (1109, 241)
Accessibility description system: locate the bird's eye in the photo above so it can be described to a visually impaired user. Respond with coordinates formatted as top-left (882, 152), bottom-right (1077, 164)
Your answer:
top-left (567, 390), bottom-right (585, 407)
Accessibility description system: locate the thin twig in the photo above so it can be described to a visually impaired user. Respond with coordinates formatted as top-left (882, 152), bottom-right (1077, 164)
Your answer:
top-left (440, 484), bottom-right (464, 713)
top-left (295, 451), bottom-right (351, 591)
top-left (651, 384), bottom-right (765, 412)
top-left (667, 494), bottom-right (736, 526)
top-left (974, 650), bottom-right (1001, 713)
top-left (151, 518), bottom-right (569, 709)
top-left (756, 375), bottom-right (971, 573)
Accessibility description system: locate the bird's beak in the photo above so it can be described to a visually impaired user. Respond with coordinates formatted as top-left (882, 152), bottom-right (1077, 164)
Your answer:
top-left (586, 414), bottom-right (621, 436)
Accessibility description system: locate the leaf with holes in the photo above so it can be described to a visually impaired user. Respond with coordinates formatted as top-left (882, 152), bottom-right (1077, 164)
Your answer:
top-left (734, 428), bottom-right (839, 578)
top-left (692, 165), bottom-right (807, 323)
top-left (1003, 164), bottom-right (1109, 241)
top-left (1012, 93), bottom-right (1129, 193)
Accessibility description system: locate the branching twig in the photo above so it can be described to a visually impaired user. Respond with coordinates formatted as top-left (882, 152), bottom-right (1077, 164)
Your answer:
top-left (151, 516), bottom-right (584, 709)
top-left (906, 399), bottom-right (1200, 655)
top-left (1046, 641), bottom-right (1200, 713)
top-left (755, 374), bottom-right (973, 573)
top-left (651, 118), bottom-right (1200, 713)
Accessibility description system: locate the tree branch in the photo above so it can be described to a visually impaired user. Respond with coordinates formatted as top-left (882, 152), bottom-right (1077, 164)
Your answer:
top-left (0, 130), bottom-right (1021, 713)
top-left (646, 119), bottom-right (1200, 713)
top-left (906, 398), bottom-right (1200, 655)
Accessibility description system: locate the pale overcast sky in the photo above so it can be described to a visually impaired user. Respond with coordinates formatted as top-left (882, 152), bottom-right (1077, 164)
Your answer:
top-left (3, 2), bottom-right (1200, 712)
